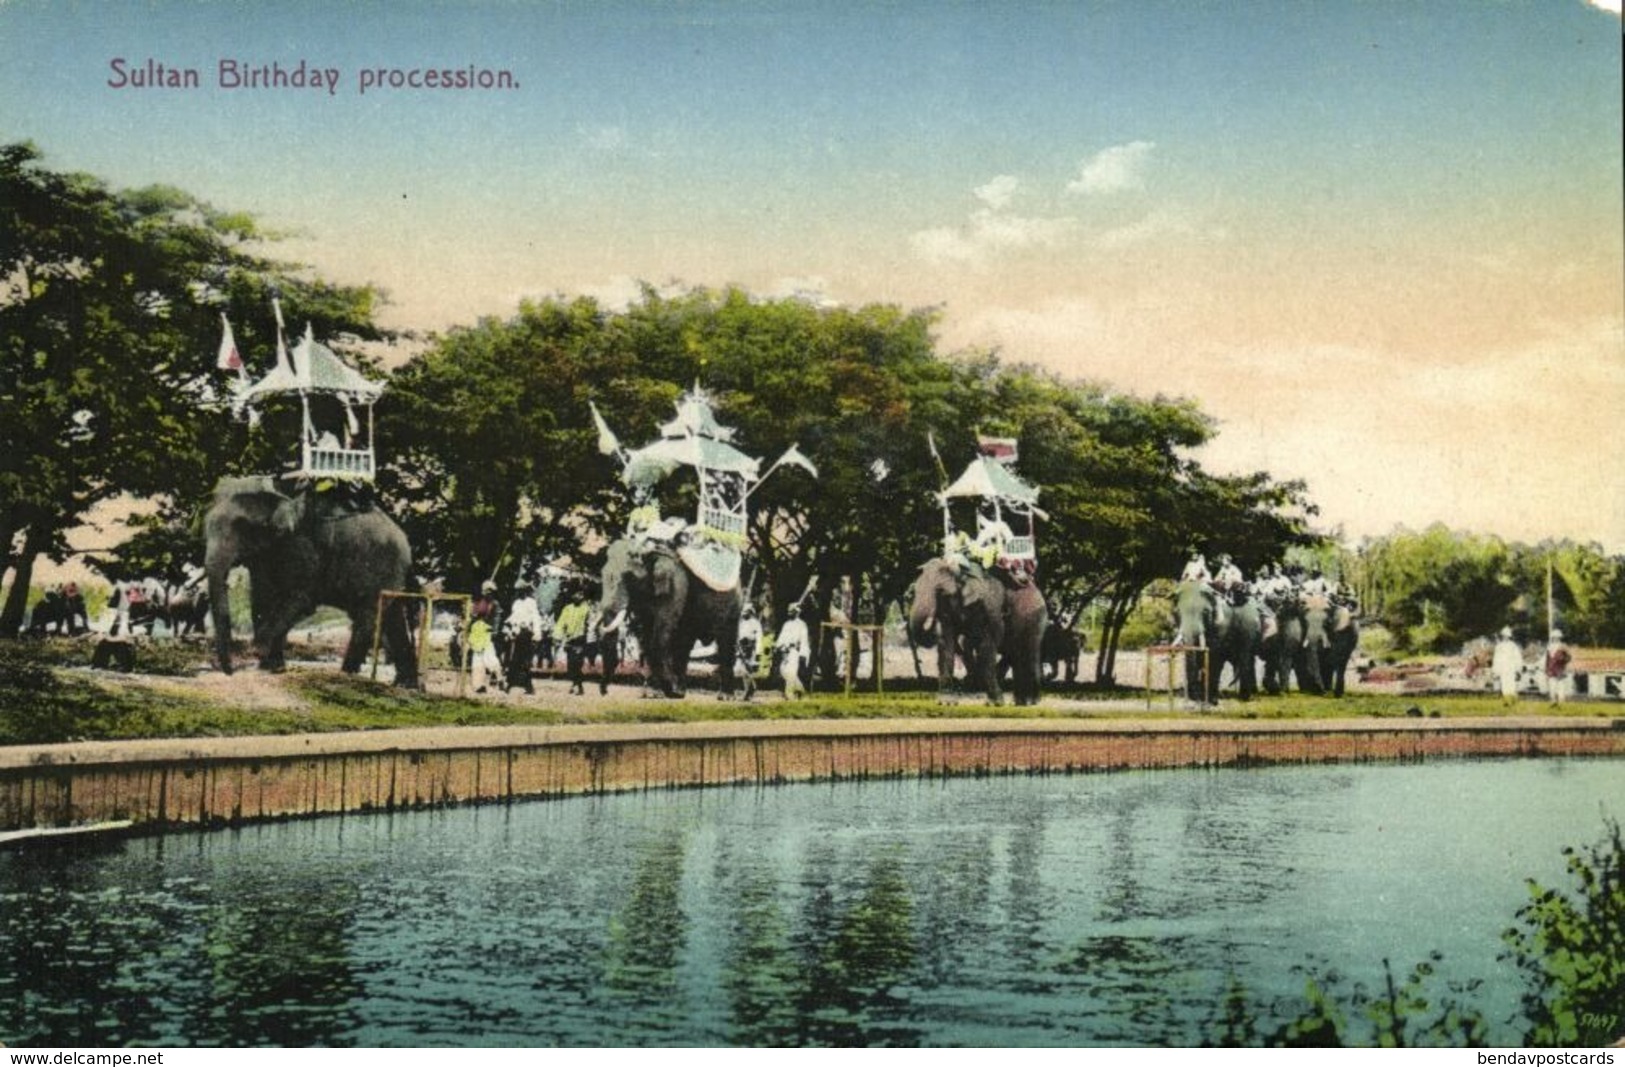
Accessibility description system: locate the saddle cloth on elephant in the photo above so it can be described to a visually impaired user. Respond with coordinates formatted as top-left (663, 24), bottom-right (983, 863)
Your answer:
top-left (676, 538), bottom-right (742, 592)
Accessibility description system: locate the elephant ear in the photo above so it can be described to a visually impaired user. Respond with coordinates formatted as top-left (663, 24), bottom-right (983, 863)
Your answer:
top-left (269, 492), bottom-right (306, 536)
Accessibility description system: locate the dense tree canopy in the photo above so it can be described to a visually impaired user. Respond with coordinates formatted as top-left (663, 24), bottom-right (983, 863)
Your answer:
top-left (377, 286), bottom-right (1321, 680)
top-left (1346, 526), bottom-right (1625, 651)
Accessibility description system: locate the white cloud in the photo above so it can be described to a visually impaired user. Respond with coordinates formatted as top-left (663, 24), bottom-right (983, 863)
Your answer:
top-left (909, 207), bottom-right (1075, 266)
top-left (974, 174), bottom-right (1021, 210)
top-left (1583, 0), bottom-right (1620, 16)
top-left (1067, 140), bottom-right (1156, 195)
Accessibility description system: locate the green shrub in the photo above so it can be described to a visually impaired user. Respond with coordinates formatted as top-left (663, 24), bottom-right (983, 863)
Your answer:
top-left (1502, 819), bottom-right (1625, 1047)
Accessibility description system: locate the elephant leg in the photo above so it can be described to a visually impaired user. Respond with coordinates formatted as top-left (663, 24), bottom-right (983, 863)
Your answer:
top-left (383, 599), bottom-right (419, 688)
top-left (644, 616), bottom-right (681, 697)
top-left (977, 636), bottom-right (1003, 705)
top-left (1235, 647), bottom-right (1257, 701)
top-left (671, 637), bottom-right (696, 698)
top-left (934, 626), bottom-right (958, 701)
top-left (1013, 653), bottom-right (1039, 706)
top-left (342, 596), bottom-right (376, 674)
top-left (256, 584), bottom-right (313, 673)
top-left (207, 563), bottom-right (236, 672)
top-left (599, 636), bottom-right (618, 695)
top-left (1298, 645), bottom-right (1324, 695)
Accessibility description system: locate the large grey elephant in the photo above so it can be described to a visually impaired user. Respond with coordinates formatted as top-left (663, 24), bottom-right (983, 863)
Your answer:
top-left (1258, 595), bottom-right (1307, 695)
top-left (599, 537), bottom-right (740, 698)
top-left (908, 557), bottom-right (1047, 706)
top-left (202, 477), bottom-right (418, 687)
top-left (1302, 595), bottom-right (1360, 697)
top-left (1174, 580), bottom-right (1261, 705)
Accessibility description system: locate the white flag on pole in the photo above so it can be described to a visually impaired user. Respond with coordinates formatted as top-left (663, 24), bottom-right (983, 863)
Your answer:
top-left (216, 313), bottom-right (244, 376)
top-left (589, 401), bottom-right (621, 457)
top-left (272, 297), bottom-right (291, 374)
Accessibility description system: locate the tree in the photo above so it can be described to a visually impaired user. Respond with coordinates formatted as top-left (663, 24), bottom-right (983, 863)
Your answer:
top-left (380, 285), bottom-right (1319, 688)
top-left (1, 142), bottom-right (384, 635)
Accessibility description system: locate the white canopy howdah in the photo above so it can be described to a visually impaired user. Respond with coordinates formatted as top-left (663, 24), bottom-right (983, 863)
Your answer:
top-left (230, 321), bottom-right (384, 483)
top-left (594, 385), bottom-right (816, 592)
top-left (937, 449), bottom-right (1046, 570)
top-left (623, 434), bottom-right (761, 489)
top-left (938, 455), bottom-right (1041, 509)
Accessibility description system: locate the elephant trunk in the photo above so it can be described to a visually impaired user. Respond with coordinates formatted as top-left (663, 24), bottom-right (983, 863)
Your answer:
top-left (908, 599), bottom-right (938, 649)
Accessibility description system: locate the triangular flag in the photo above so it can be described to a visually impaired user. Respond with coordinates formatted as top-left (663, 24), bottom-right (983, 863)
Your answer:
top-left (589, 401), bottom-right (621, 457)
top-left (776, 443), bottom-right (818, 479)
top-left (293, 322), bottom-right (314, 390)
top-left (216, 313), bottom-right (244, 375)
top-left (272, 297), bottom-right (291, 374)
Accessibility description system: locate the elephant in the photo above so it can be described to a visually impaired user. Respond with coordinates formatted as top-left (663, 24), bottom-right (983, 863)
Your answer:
top-left (165, 586), bottom-right (211, 637)
top-left (598, 536), bottom-right (740, 698)
top-left (908, 557), bottom-right (1047, 706)
top-left (1040, 618), bottom-right (1083, 684)
top-left (1303, 595), bottom-right (1360, 697)
top-left (202, 476), bottom-right (418, 687)
top-left (25, 588), bottom-right (89, 637)
top-left (1258, 595), bottom-right (1307, 695)
top-left (1174, 580), bottom-right (1261, 706)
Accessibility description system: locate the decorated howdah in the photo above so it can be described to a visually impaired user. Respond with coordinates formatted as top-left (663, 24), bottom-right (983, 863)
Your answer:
top-left (938, 433), bottom-right (1046, 577)
top-left (221, 299), bottom-right (384, 483)
top-left (591, 385), bottom-right (815, 591)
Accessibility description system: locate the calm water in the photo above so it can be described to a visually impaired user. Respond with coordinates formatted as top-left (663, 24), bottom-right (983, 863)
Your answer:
top-left (1, 758), bottom-right (1619, 1047)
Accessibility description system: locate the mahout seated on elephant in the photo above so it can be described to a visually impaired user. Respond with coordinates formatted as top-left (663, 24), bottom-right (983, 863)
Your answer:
top-left (599, 535), bottom-right (740, 699)
top-left (203, 476), bottom-right (418, 687)
top-left (909, 555), bottom-right (1046, 706)
top-left (1174, 578), bottom-right (1260, 706)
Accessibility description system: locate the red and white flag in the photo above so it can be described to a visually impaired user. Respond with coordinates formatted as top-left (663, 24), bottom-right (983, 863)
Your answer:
top-left (216, 313), bottom-right (244, 375)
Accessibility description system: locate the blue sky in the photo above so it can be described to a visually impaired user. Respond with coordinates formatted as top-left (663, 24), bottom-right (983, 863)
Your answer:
top-left (3, 0), bottom-right (1621, 548)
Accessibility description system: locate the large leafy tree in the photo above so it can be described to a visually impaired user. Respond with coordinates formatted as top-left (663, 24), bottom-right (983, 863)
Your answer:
top-left (380, 285), bottom-right (1319, 684)
top-left (0, 142), bottom-right (382, 634)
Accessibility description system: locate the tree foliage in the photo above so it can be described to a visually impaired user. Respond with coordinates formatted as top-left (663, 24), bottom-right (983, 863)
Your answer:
top-left (1346, 525), bottom-right (1625, 651)
top-left (6, 146), bottom-right (1319, 665)
top-left (1502, 819), bottom-right (1625, 1048)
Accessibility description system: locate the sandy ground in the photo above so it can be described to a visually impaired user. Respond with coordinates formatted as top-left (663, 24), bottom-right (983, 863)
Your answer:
top-left (66, 618), bottom-right (1622, 716)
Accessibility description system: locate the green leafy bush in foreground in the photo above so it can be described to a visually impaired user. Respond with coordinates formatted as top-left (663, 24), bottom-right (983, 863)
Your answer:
top-left (1502, 818), bottom-right (1625, 1047)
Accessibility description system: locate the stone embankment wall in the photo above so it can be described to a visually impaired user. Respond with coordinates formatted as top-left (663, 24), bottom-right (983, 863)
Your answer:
top-left (3, 717), bottom-right (1623, 836)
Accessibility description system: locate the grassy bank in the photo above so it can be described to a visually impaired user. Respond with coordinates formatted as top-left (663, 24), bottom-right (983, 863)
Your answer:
top-left (0, 638), bottom-right (1617, 746)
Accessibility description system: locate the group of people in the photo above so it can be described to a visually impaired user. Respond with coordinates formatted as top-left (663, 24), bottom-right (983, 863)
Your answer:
top-left (455, 575), bottom-right (815, 701)
top-left (1490, 627), bottom-right (1573, 706)
top-left (463, 579), bottom-right (610, 696)
top-left (1180, 553), bottom-right (1354, 610)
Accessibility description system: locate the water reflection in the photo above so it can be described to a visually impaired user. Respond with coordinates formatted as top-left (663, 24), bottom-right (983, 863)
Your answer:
top-left (1, 759), bottom-right (1617, 1047)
